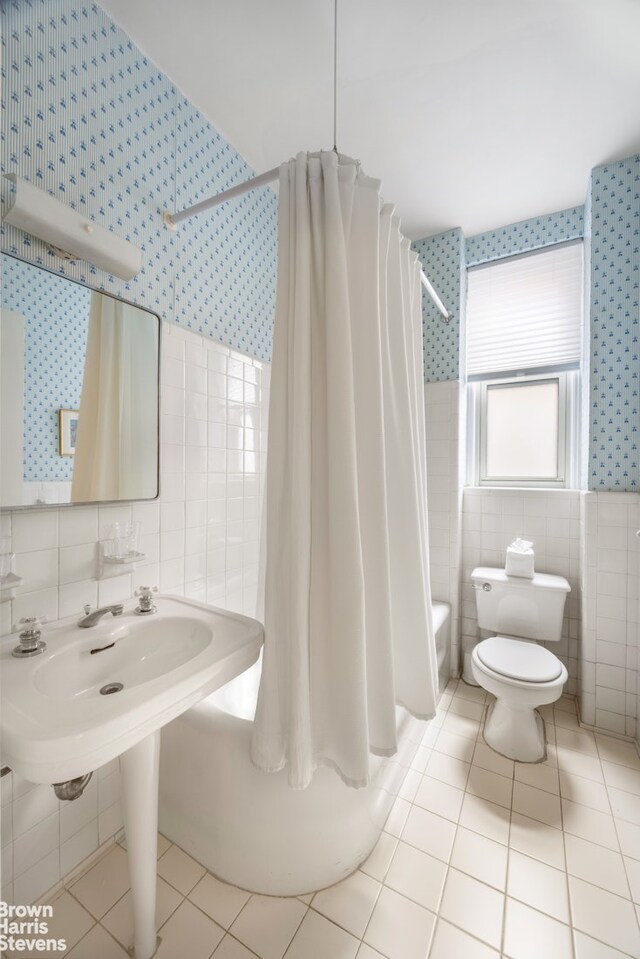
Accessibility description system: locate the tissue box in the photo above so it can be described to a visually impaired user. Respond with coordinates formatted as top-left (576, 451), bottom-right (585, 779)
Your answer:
top-left (505, 539), bottom-right (535, 578)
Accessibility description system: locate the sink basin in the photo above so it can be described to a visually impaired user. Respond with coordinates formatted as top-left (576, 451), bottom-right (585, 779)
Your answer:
top-left (1, 595), bottom-right (263, 784)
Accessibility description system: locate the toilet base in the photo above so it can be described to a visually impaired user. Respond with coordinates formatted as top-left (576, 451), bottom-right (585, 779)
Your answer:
top-left (483, 698), bottom-right (546, 763)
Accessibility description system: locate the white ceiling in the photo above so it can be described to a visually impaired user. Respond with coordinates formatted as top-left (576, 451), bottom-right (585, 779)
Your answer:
top-left (101, 0), bottom-right (640, 238)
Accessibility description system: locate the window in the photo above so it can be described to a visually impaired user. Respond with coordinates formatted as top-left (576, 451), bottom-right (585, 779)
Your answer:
top-left (466, 241), bottom-right (583, 488)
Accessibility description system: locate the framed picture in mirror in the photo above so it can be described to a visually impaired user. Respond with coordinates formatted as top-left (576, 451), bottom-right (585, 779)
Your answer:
top-left (59, 408), bottom-right (79, 457)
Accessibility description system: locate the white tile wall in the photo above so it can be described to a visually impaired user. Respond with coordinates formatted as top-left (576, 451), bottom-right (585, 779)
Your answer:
top-left (424, 381), bottom-right (463, 683)
top-left (580, 491), bottom-right (640, 739)
top-left (0, 323), bottom-right (269, 905)
top-left (460, 488), bottom-right (582, 695)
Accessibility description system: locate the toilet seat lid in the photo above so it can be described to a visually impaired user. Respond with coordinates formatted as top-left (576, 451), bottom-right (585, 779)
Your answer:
top-left (476, 637), bottom-right (563, 683)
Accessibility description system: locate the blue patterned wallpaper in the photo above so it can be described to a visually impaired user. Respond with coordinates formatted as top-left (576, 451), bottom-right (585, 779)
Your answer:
top-left (412, 229), bottom-right (465, 382)
top-left (588, 155), bottom-right (639, 491)
top-left (0, 0), bottom-right (277, 361)
top-left (2, 255), bottom-right (89, 481)
top-left (466, 207), bottom-right (585, 267)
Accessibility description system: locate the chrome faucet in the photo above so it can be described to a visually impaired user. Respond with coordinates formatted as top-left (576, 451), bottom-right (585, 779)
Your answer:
top-left (78, 603), bottom-right (124, 628)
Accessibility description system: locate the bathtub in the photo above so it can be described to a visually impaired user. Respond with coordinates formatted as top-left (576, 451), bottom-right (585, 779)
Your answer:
top-left (158, 600), bottom-right (451, 895)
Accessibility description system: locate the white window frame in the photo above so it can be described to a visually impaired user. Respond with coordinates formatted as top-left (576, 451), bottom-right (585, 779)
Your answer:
top-left (469, 371), bottom-right (575, 489)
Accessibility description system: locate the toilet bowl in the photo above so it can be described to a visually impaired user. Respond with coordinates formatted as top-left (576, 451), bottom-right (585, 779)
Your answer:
top-left (471, 635), bottom-right (567, 761)
top-left (470, 567), bottom-right (570, 763)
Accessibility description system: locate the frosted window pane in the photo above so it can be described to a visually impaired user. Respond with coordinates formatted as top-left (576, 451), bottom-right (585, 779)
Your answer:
top-left (485, 381), bottom-right (559, 478)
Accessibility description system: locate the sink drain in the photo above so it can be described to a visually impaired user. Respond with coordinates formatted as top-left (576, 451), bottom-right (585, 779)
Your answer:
top-left (100, 682), bottom-right (124, 695)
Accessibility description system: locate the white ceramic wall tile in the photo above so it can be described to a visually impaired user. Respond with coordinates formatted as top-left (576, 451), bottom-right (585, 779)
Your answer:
top-left (1, 324), bottom-right (269, 904)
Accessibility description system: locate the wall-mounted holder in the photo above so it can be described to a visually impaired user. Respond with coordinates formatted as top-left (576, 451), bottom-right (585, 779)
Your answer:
top-left (0, 551), bottom-right (24, 603)
top-left (98, 522), bottom-right (145, 579)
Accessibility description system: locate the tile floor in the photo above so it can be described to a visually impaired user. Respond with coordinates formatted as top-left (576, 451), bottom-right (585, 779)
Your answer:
top-left (9, 680), bottom-right (640, 959)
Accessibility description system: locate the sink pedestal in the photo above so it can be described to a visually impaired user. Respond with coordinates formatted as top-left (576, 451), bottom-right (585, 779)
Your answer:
top-left (120, 729), bottom-right (161, 959)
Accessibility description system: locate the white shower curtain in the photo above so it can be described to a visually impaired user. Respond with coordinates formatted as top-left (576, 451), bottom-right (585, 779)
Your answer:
top-left (251, 152), bottom-right (438, 789)
top-left (71, 292), bottom-right (158, 502)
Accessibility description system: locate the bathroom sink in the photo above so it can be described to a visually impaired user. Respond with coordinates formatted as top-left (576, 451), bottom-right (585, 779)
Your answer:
top-left (0, 596), bottom-right (263, 784)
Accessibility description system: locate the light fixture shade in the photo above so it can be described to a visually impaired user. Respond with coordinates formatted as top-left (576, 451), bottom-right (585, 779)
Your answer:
top-left (2, 174), bottom-right (142, 281)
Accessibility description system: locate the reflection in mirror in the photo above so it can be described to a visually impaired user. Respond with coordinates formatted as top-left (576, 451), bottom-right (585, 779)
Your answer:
top-left (0, 254), bottom-right (160, 509)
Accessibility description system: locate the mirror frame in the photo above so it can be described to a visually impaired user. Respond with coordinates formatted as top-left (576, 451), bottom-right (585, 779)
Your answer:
top-left (0, 252), bottom-right (162, 512)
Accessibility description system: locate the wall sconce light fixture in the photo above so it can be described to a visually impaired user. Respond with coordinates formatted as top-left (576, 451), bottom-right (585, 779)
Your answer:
top-left (3, 175), bottom-right (142, 280)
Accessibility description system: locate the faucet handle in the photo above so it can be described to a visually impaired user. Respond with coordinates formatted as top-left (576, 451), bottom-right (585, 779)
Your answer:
top-left (135, 586), bottom-right (158, 598)
top-left (14, 617), bottom-right (46, 658)
top-left (134, 586), bottom-right (158, 616)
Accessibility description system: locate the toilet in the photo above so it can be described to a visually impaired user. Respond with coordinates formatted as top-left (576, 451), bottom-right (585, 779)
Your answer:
top-left (470, 566), bottom-right (570, 762)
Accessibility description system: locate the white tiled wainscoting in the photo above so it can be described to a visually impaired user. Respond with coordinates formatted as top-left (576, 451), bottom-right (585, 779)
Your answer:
top-left (0, 323), bottom-right (269, 905)
top-left (580, 491), bottom-right (640, 739)
top-left (424, 380), bottom-right (463, 685)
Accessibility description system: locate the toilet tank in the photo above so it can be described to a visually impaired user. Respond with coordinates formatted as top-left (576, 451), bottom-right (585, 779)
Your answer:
top-left (471, 566), bottom-right (570, 642)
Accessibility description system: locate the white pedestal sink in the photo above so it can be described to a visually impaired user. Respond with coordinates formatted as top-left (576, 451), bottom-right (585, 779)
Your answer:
top-left (0, 596), bottom-right (263, 959)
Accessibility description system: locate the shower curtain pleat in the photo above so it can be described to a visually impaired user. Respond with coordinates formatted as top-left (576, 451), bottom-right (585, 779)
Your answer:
top-left (251, 152), bottom-right (438, 789)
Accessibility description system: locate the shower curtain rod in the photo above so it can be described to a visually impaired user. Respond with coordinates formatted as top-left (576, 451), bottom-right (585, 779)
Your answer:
top-left (162, 168), bottom-right (452, 323)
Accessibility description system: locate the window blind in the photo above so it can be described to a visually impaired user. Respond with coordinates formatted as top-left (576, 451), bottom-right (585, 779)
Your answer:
top-left (466, 241), bottom-right (583, 378)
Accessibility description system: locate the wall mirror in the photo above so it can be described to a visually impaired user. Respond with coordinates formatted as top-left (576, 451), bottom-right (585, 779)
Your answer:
top-left (0, 253), bottom-right (160, 509)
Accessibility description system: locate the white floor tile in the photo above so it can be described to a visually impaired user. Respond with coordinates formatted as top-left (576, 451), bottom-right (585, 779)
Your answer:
top-left (413, 775), bottom-right (464, 822)
top-left (363, 886), bottom-right (436, 959)
top-left (574, 930), bottom-right (635, 959)
top-left (512, 781), bottom-right (561, 827)
top-left (398, 768), bottom-right (422, 802)
top-left (556, 746), bottom-right (605, 783)
top-left (285, 909), bottom-right (359, 959)
top-left (608, 786), bottom-right (640, 827)
top-left (458, 794), bottom-right (510, 846)
top-left (356, 945), bottom-right (385, 958)
top-left (509, 812), bottom-right (565, 869)
top-left (156, 843), bottom-right (206, 895)
top-left (565, 834), bottom-right (630, 898)
top-left (624, 856), bottom-right (640, 904)
top-left (503, 897), bottom-right (572, 959)
top-left (472, 741), bottom-right (514, 779)
top-left (433, 729), bottom-right (476, 762)
top-left (439, 868), bottom-right (504, 949)
top-left (558, 770), bottom-right (610, 812)
top-left (561, 799), bottom-right (620, 850)
top-left (401, 806), bottom-right (457, 863)
top-left (514, 759), bottom-right (560, 795)
top-left (441, 712), bottom-right (480, 740)
top-left (156, 899), bottom-right (224, 959)
top-left (466, 765), bottom-right (513, 808)
top-left (70, 845), bottom-right (131, 919)
top-left (595, 735), bottom-right (640, 771)
top-left (410, 745), bottom-right (431, 773)
top-left (555, 727), bottom-right (598, 756)
top-left (101, 876), bottom-right (182, 949)
top-left (429, 919), bottom-right (499, 958)
top-left (189, 872), bottom-right (251, 929)
top-left (507, 850), bottom-right (570, 923)
top-left (361, 832), bottom-right (398, 882)
top-left (569, 876), bottom-right (640, 956)
top-left (449, 696), bottom-right (484, 721)
top-left (41, 891), bottom-right (94, 953)
top-left (229, 894), bottom-right (306, 959)
top-left (67, 923), bottom-right (128, 958)
top-left (424, 751), bottom-right (470, 790)
top-left (311, 869), bottom-right (380, 938)
top-left (616, 819), bottom-right (640, 860)
top-left (449, 827), bottom-right (508, 891)
top-left (212, 934), bottom-right (260, 959)
top-left (384, 840), bottom-right (447, 912)
top-left (602, 761), bottom-right (640, 797)
top-left (383, 797), bottom-right (411, 838)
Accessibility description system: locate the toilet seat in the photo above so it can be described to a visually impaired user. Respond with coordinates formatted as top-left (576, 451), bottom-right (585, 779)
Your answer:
top-left (476, 637), bottom-right (563, 684)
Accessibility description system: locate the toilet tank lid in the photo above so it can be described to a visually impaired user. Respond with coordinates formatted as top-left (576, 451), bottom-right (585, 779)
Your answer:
top-left (471, 566), bottom-right (570, 593)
